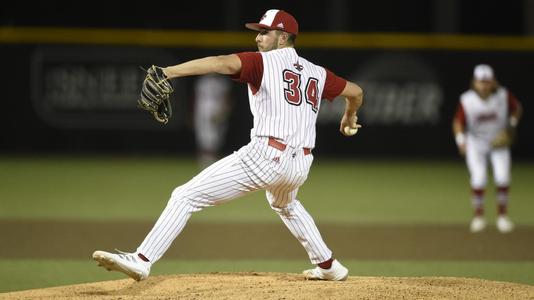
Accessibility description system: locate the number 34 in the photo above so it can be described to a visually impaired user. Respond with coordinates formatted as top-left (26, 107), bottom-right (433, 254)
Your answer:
top-left (283, 70), bottom-right (319, 113)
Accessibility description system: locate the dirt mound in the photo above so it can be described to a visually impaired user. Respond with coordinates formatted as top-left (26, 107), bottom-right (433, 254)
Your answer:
top-left (2, 273), bottom-right (533, 299)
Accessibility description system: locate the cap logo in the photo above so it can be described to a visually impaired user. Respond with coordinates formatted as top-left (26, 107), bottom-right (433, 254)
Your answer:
top-left (246, 9), bottom-right (298, 36)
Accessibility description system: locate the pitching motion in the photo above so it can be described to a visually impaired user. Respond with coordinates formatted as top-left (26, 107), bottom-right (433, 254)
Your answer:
top-left (93, 9), bottom-right (363, 282)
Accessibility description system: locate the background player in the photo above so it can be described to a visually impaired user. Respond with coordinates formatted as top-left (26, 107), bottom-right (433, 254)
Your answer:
top-left (452, 64), bottom-right (522, 233)
top-left (193, 74), bottom-right (233, 168)
top-left (93, 9), bottom-right (363, 281)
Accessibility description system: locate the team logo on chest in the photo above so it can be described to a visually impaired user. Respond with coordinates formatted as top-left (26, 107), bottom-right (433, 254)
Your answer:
top-left (476, 112), bottom-right (498, 123)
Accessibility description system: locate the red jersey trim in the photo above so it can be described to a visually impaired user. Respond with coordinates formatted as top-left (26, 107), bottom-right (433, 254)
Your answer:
top-left (322, 68), bottom-right (347, 101)
top-left (507, 91), bottom-right (520, 114)
top-left (234, 52), bottom-right (263, 94)
top-left (454, 102), bottom-right (466, 126)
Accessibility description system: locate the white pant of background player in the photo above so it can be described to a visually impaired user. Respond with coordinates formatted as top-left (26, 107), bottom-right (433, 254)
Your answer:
top-left (137, 136), bottom-right (332, 265)
top-left (465, 135), bottom-right (513, 233)
top-left (466, 136), bottom-right (511, 189)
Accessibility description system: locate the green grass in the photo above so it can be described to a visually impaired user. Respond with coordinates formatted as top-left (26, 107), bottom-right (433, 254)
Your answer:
top-left (1, 156), bottom-right (533, 224)
top-left (0, 259), bottom-right (532, 293)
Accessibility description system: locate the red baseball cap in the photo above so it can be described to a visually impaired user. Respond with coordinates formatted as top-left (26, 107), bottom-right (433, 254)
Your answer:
top-left (245, 9), bottom-right (299, 36)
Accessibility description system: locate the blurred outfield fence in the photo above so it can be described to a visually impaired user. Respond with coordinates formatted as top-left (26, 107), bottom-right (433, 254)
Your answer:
top-left (0, 27), bottom-right (532, 158)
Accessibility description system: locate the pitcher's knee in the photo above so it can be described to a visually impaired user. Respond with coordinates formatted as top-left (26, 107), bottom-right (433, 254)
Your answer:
top-left (169, 186), bottom-right (196, 208)
top-left (272, 207), bottom-right (291, 218)
top-left (270, 201), bottom-right (296, 218)
top-left (169, 186), bottom-right (186, 203)
top-left (168, 193), bottom-right (188, 208)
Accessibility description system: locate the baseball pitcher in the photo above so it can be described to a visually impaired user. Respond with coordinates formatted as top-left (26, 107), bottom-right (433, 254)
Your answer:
top-left (453, 64), bottom-right (522, 233)
top-left (93, 9), bottom-right (363, 281)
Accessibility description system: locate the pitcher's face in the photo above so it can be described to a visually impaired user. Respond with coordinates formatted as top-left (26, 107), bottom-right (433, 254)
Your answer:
top-left (255, 29), bottom-right (280, 52)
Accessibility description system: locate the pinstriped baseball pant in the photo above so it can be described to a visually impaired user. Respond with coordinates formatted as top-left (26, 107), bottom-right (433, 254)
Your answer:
top-left (137, 136), bottom-right (333, 264)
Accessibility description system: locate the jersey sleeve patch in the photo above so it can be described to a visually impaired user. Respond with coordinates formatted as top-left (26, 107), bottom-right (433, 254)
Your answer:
top-left (322, 68), bottom-right (347, 101)
top-left (233, 52), bottom-right (263, 94)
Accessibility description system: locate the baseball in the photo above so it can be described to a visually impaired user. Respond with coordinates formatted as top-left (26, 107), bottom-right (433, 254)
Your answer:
top-left (343, 126), bottom-right (358, 136)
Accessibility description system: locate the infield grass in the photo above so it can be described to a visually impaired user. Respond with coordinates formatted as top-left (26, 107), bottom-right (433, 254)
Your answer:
top-left (1, 155), bottom-right (533, 224)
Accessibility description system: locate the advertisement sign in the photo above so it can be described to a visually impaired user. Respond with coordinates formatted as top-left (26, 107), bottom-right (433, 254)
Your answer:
top-left (31, 46), bottom-right (185, 130)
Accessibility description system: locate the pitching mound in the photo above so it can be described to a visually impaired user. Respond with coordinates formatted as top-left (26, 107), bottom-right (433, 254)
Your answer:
top-left (2, 273), bottom-right (533, 299)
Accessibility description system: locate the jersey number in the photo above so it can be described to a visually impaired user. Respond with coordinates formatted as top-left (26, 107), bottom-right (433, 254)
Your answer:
top-left (283, 70), bottom-right (319, 112)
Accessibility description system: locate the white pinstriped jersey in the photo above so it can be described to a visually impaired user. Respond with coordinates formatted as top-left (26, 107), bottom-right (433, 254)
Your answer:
top-left (135, 47), bottom-right (347, 268)
top-left (235, 48), bottom-right (346, 149)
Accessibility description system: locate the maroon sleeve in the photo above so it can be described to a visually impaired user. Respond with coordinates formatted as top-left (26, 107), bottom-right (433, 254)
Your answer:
top-left (454, 102), bottom-right (466, 126)
top-left (507, 91), bottom-right (520, 114)
top-left (233, 52), bottom-right (263, 94)
top-left (322, 69), bottom-right (347, 101)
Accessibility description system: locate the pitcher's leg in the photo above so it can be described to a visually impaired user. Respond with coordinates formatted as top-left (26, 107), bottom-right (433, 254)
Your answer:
top-left (138, 153), bottom-right (261, 263)
top-left (267, 190), bottom-right (332, 264)
top-left (136, 187), bottom-right (197, 263)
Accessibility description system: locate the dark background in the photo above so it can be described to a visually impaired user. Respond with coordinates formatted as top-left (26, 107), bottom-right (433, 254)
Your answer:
top-left (1, 0), bottom-right (532, 159)
top-left (0, 0), bottom-right (529, 34)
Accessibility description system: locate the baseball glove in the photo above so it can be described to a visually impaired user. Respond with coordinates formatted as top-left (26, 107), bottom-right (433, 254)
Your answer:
top-left (138, 65), bottom-right (174, 124)
top-left (491, 129), bottom-right (513, 148)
